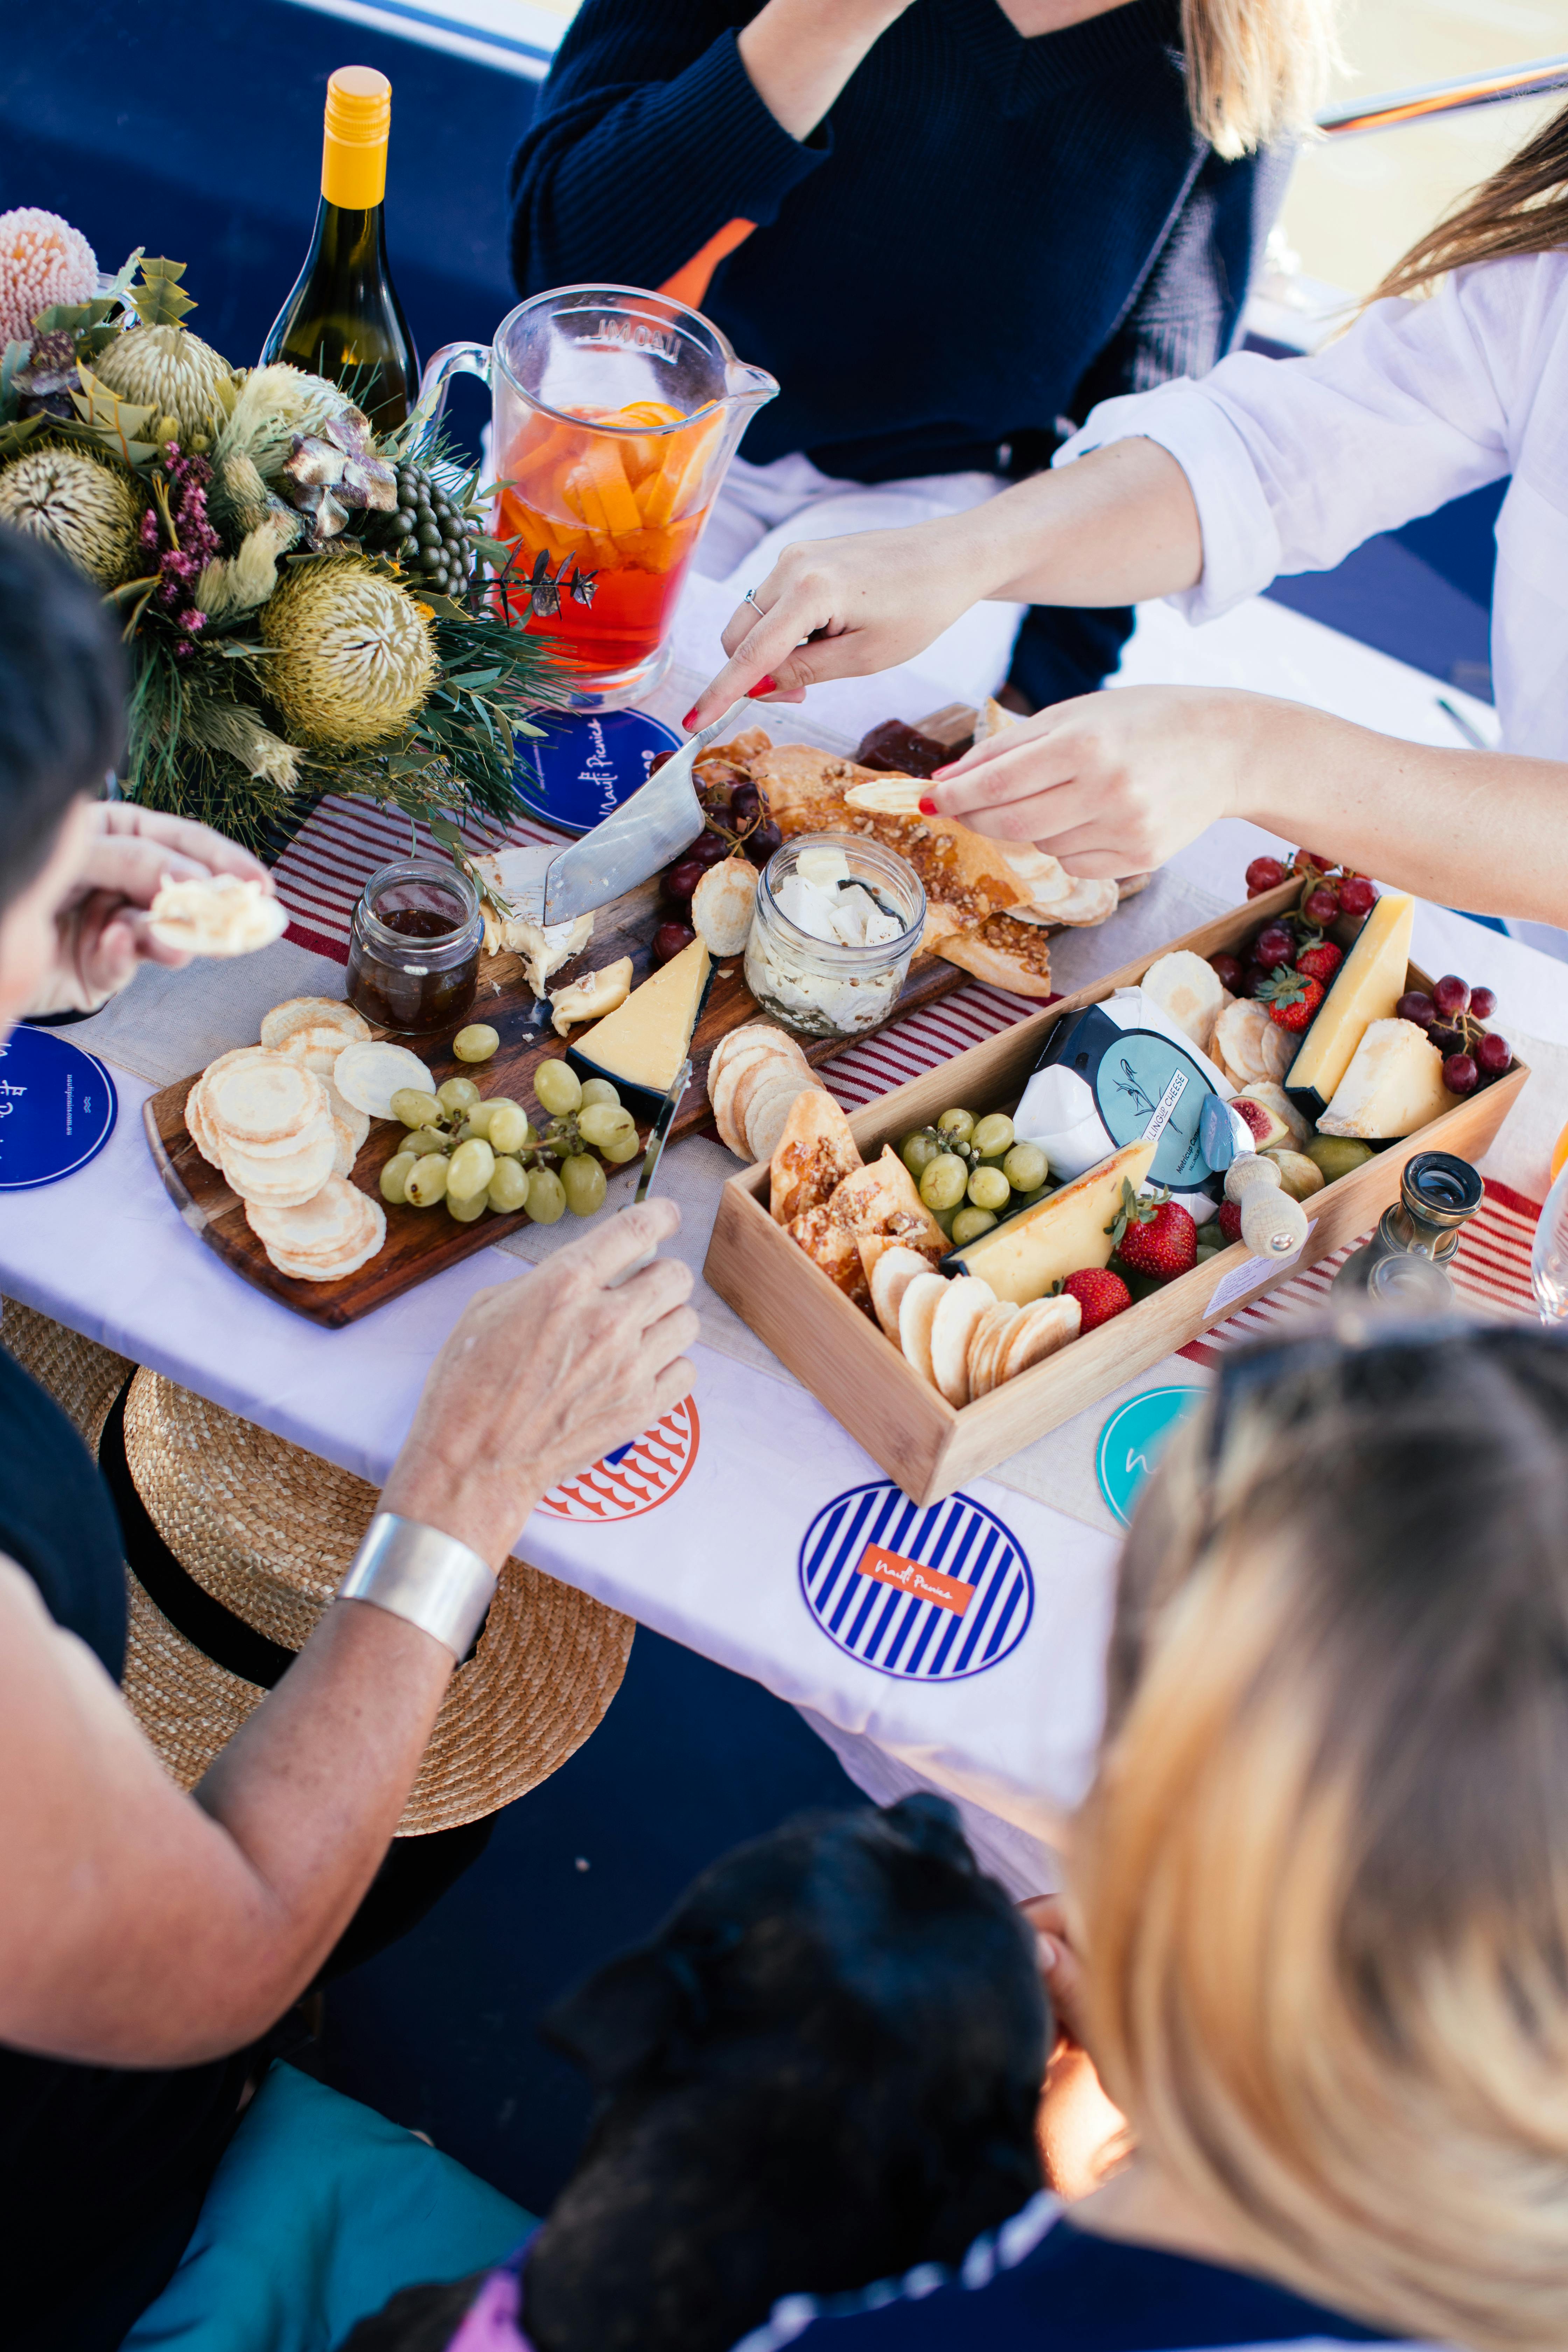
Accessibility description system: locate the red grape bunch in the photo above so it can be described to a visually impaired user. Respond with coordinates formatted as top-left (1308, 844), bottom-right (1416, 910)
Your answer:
top-left (1394, 974), bottom-right (1509, 1095)
top-left (651, 756), bottom-right (783, 965)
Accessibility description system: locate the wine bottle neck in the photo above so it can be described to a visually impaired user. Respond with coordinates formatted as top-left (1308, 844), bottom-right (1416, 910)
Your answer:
top-left (321, 67), bottom-right (390, 206)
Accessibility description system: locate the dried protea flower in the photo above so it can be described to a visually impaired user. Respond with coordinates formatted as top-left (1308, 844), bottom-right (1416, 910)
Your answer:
top-left (214, 363), bottom-right (367, 488)
top-left (0, 443), bottom-right (144, 583)
top-left (92, 322), bottom-right (236, 444)
top-left (280, 413), bottom-right (398, 547)
top-left (259, 555), bottom-right (436, 749)
top-left (0, 208), bottom-right (97, 348)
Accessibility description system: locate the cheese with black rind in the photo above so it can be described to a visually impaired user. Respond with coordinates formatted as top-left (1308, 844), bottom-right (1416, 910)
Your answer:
top-left (1282, 892), bottom-right (1415, 1119)
top-left (1316, 1017), bottom-right (1459, 1140)
top-left (942, 1139), bottom-right (1157, 1306)
top-left (565, 935), bottom-right (713, 1119)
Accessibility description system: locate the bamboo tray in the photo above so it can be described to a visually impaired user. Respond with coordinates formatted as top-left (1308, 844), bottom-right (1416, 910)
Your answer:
top-left (704, 884), bottom-right (1528, 1504)
top-left (143, 863), bottom-right (975, 1328)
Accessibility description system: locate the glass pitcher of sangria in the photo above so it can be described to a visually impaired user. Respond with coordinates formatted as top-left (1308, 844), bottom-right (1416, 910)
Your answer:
top-left (415, 285), bottom-right (779, 708)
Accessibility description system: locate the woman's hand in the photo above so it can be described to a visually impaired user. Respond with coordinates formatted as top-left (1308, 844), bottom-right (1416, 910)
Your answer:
top-left (40, 804), bottom-right (275, 1016)
top-left (380, 1202), bottom-right (698, 1569)
top-left (928, 686), bottom-right (1260, 879)
top-left (690, 513), bottom-right (994, 726)
top-left (1023, 1893), bottom-right (1132, 2198)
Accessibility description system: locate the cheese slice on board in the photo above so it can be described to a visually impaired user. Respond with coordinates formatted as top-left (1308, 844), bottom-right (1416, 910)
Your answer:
top-left (568, 935), bottom-right (712, 1104)
top-left (944, 1139), bottom-right (1157, 1306)
top-left (1284, 892), bottom-right (1415, 1119)
top-left (1316, 1017), bottom-right (1459, 1140)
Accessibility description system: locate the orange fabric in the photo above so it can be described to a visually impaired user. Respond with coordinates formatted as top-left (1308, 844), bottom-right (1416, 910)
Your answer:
top-left (659, 217), bottom-right (757, 310)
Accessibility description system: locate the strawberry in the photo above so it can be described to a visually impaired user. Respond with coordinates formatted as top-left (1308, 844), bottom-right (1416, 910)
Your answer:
top-left (1061, 1267), bottom-right (1132, 1333)
top-left (1259, 968), bottom-right (1325, 1032)
top-left (1217, 1199), bottom-right (1243, 1245)
top-left (1114, 1187), bottom-right (1198, 1283)
top-left (1295, 940), bottom-right (1343, 986)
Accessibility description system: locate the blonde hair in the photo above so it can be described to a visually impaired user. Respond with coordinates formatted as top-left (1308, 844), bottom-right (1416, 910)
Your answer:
top-left (1371, 95), bottom-right (1568, 304)
top-left (1073, 1330), bottom-right (1568, 2352)
top-left (1183, 0), bottom-right (1342, 159)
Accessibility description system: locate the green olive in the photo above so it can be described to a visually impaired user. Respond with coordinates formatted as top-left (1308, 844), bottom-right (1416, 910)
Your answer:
top-left (453, 1023), bottom-right (500, 1064)
top-left (379, 1151), bottom-right (417, 1205)
top-left (951, 1206), bottom-right (998, 1246)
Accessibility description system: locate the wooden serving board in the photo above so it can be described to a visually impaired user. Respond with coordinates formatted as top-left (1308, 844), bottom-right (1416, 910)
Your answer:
top-left (144, 867), bottom-right (971, 1328)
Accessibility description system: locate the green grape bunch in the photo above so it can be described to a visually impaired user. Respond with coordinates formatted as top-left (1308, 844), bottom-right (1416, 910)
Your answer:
top-left (380, 1060), bottom-right (640, 1227)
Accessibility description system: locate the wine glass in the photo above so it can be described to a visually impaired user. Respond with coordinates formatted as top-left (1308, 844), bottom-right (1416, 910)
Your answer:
top-left (1530, 1158), bottom-right (1568, 1325)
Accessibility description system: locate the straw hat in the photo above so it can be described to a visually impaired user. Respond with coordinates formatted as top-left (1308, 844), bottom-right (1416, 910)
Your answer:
top-left (0, 1295), bottom-right (134, 1454)
top-left (115, 1368), bottom-right (634, 1835)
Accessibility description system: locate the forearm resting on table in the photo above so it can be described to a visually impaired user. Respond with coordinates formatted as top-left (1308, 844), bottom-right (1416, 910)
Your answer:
top-left (1236, 699), bottom-right (1568, 926)
top-left (0, 1557), bottom-right (453, 2066)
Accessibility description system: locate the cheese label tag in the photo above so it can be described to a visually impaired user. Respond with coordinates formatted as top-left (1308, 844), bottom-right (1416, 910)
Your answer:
top-left (1045, 1008), bottom-right (1215, 1190)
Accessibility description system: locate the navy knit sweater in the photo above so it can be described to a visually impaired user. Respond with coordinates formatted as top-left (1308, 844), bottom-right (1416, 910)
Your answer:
top-left (509, 0), bottom-right (1287, 707)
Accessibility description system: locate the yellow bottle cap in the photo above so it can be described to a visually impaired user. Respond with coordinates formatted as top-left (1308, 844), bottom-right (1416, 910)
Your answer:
top-left (322, 65), bottom-right (392, 209)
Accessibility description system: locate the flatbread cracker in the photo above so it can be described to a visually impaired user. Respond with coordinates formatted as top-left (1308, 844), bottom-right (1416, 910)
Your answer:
top-left (930, 1278), bottom-right (995, 1407)
top-left (898, 1273), bottom-right (947, 1385)
top-left (866, 1242), bottom-right (937, 1341)
top-left (259, 998), bottom-right (370, 1051)
top-left (746, 1075), bottom-right (819, 1166)
top-left (999, 1294), bottom-right (1082, 1381)
top-left (770, 1088), bottom-right (861, 1225)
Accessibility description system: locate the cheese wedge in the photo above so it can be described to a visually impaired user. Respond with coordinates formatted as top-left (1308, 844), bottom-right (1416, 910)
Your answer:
top-left (1316, 1017), bottom-right (1458, 1140)
top-left (1284, 892), bottom-right (1414, 1118)
top-left (568, 935), bottom-right (712, 1103)
top-left (944, 1139), bottom-right (1157, 1305)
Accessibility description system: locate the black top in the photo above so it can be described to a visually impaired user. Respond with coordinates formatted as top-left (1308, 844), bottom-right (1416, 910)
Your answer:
top-left (0, 1349), bottom-right (253, 2352)
top-left (508, 0), bottom-right (1286, 706)
top-left (741, 2200), bottom-right (1396, 2349)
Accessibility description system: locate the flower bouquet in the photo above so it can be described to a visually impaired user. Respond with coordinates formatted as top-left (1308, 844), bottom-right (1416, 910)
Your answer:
top-left (0, 208), bottom-right (566, 855)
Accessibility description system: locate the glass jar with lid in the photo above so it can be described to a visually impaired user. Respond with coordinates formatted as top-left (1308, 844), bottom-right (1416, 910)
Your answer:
top-left (346, 857), bottom-right (483, 1035)
top-left (744, 834), bottom-right (925, 1038)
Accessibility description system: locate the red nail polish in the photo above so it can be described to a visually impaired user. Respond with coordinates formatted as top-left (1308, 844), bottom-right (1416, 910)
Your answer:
top-left (681, 707), bottom-right (700, 730)
top-left (918, 795), bottom-right (938, 817)
top-left (749, 676), bottom-right (778, 697)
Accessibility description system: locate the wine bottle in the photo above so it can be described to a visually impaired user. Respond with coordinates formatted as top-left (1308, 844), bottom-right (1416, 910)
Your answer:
top-left (261, 64), bottom-right (418, 434)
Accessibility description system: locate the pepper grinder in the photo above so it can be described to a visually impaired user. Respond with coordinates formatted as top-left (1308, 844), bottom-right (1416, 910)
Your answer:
top-left (1332, 1150), bottom-right (1484, 1304)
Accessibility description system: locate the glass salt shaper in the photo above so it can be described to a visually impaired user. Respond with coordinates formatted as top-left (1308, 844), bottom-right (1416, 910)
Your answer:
top-left (745, 836), bottom-right (925, 1039)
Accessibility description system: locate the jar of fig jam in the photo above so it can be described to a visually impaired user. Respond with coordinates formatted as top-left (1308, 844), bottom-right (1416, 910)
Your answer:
top-left (346, 858), bottom-right (482, 1035)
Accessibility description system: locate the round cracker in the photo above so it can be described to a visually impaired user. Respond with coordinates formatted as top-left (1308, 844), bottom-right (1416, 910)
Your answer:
top-left (710, 1022), bottom-right (801, 1079)
top-left (967, 1300), bottom-right (1021, 1399)
top-left (330, 1115), bottom-right (360, 1178)
top-left (221, 1121), bottom-right (337, 1207)
top-left (728, 1051), bottom-right (805, 1157)
top-left (711, 1032), bottom-right (805, 1136)
top-left (328, 1083), bottom-right (371, 1152)
top-left (999, 1295), bottom-right (1082, 1384)
top-left (259, 997), bottom-right (371, 1051)
top-left (869, 1245), bottom-right (935, 1343)
top-left (280, 1022), bottom-right (365, 1078)
top-left (331, 1040), bottom-right (435, 1120)
top-left (929, 1277), bottom-right (996, 1408)
top-left (206, 1052), bottom-right (323, 1144)
top-left (899, 1273), bottom-right (948, 1387)
top-left (184, 1078), bottom-right (222, 1168)
top-left (246, 1175), bottom-right (378, 1251)
top-left (746, 1073), bottom-right (820, 1165)
top-left (220, 1109), bottom-right (332, 1163)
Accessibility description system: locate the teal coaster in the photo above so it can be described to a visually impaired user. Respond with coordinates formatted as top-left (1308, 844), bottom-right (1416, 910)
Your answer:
top-left (1095, 1386), bottom-right (1205, 1528)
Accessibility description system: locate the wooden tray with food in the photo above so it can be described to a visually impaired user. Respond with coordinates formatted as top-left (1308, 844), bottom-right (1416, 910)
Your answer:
top-left (145, 708), bottom-right (1141, 1326)
top-left (705, 872), bottom-right (1527, 1504)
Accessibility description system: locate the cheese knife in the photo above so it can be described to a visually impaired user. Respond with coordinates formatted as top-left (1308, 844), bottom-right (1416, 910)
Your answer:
top-left (604, 1058), bottom-right (692, 1287)
top-left (485, 700), bottom-right (754, 929)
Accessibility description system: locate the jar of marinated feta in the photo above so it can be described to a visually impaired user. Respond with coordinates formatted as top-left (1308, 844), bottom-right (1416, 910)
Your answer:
top-left (744, 835), bottom-right (925, 1038)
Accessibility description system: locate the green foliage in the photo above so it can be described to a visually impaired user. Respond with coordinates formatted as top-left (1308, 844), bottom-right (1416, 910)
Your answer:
top-left (125, 256), bottom-right (197, 330)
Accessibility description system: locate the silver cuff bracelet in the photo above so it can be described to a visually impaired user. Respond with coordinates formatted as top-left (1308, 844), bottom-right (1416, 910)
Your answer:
top-left (337, 1512), bottom-right (497, 1661)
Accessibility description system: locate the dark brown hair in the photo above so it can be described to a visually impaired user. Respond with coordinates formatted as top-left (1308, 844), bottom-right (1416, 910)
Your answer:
top-left (0, 524), bottom-right (125, 912)
top-left (1371, 94), bottom-right (1568, 304)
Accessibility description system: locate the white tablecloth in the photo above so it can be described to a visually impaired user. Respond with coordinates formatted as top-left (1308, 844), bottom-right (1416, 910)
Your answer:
top-left (6, 583), bottom-right (1566, 1896)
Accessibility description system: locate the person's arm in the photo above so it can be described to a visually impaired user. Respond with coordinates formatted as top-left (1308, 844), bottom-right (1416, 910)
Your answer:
top-left (928, 683), bottom-right (1568, 927)
top-left (690, 253), bottom-right (1528, 721)
top-left (0, 1202), bottom-right (698, 2068)
top-left (508, 0), bottom-right (906, 298)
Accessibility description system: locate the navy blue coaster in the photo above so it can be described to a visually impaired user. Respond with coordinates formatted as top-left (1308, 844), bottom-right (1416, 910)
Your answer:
top-left (0, 1025), bottom-right (118, 1190)
top-left (513, 708), bottom-right (681, 835)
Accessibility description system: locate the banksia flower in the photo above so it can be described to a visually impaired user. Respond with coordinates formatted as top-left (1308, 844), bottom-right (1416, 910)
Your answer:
top-left (0, 208), bottom-right (97, 348)
top-left (0, 444), bottom-right (144, 583)
top-left (92, 323), bottom-right (236, 444)
top-left (259, 555), bottom-right (436, 749)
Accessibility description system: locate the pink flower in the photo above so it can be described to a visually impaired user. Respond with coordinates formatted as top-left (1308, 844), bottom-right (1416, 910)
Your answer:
top-left (0, 208), bottom-right (97, 347)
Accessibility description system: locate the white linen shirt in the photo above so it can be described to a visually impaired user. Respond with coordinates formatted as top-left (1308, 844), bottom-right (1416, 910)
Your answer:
top-left (1056, 252), bottom-right (1568, 760)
